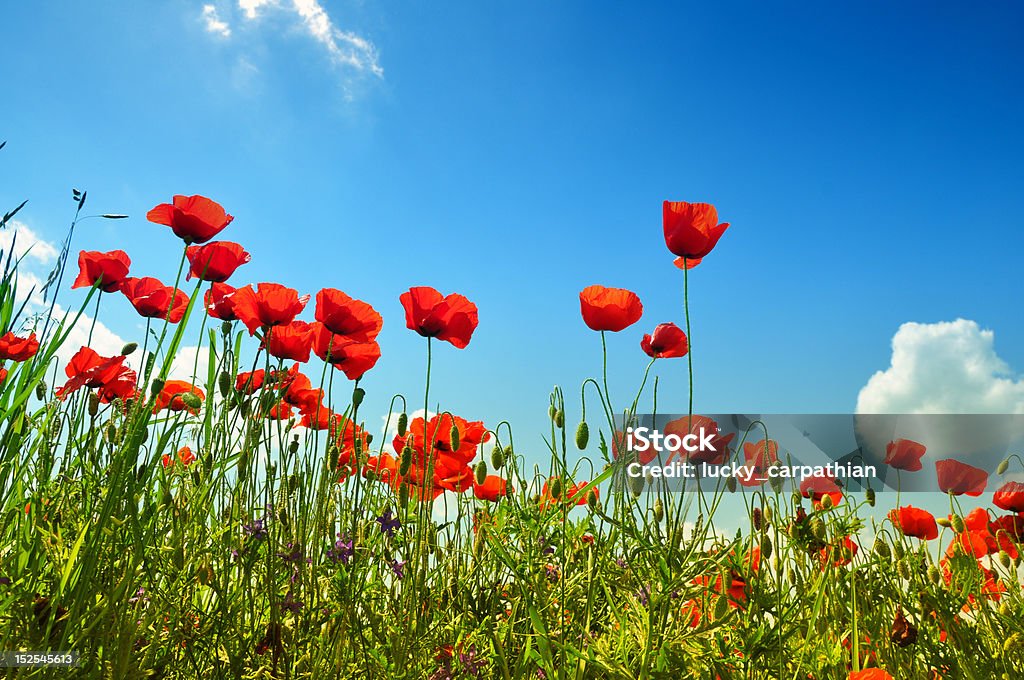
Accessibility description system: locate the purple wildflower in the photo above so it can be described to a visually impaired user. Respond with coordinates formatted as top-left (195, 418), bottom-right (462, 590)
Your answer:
top-left (376, 507), bottom-right (401, 538)
top-left (242, 517), bottom-right (267, 541)
top-left (327, 534), bottom-right (354, 565)
top-left (390, 559), bottom-right (406, 580)
top-left (281, 590), bottom-right (303, 613)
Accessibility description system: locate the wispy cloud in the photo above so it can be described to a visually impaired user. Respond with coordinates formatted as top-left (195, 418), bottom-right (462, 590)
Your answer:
top-left (201, 0), bottom-right (382, 93)
top-left (201, 4), bottom-right (232, 38)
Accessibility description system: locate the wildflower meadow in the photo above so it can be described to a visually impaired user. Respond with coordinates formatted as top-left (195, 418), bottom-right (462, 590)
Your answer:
top-left (1, 171), bottom-right (1023, 680)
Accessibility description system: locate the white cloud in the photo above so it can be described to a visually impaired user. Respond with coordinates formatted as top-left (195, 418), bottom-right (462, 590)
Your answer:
top-left (234, 0), bottom-right (383, 82)
top-left (202, 4), bottom-right (232, 37)
top-left (0, 220), bottom-right (59, 265)
top-left (856, 319), bottom-right (1024, 414)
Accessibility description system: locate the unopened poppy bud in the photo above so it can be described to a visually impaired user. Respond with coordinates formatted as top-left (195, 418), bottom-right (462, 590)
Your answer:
top-left (713, 593), bottom-right (730, 620)
top-left (181, 392), bottom-right (202, 410)
top-left (88, 392), bottom-right (100, 416)
top-left (399, 483), bottom-right (410, 508)
top-left (587, 488), bottom-right (600, 511)
top-left (927, 565), bottom-right (941, 584)
top-left (628, 473), bottom-right (645, 498)
top-left (120, 342), bottom-right (138, 356)
top-left (653, 498), bottom-right (664, 523)
top-left (764, 506), bottom-right (773, 524)
top-left (951, 514), bottom-right (965, 533)
top-left (1004, 632), bottom-right (1023, 653)
top-left (106, 421), bottom-right (118, 442)
top-left (474, 461), bottom-right (487, 486)
top-left (352, 387), bottom-right (365, 407)
top-left (999, 550), bottom-right (1012, 569)
top-left (150, 378), bottom-right (165, 397)
top-left (450, 425), bottom-right (460, 452)
top-left (892, 541), bottom-right (905, 559)
top-left (788, 568), bottom-right (798, 586)
top-left (811, 518), bottom-right (826, 541)
top-left (397, 412), bottom-right (408, 437)
top-left (399, 445), bottom-right (413, 476)
top-left (761, 535), bottom-right (773, 561)
top-left (873, 538), bottom-right (890, 559)
top-left (554, 410), bottom-right (564, 429)
top-left (490, 445), bottom-right (505, 470)
top-left (218, 371), bottom-right (232, 397)
top-left (575, 421), bottom-right (589, 450)
top-left (725, 475), bottom-right (737, 493)
top-left (769, 472), bottom-right (784, 493)
top-left (288, 438), bottom-right (299, 454)
top-left (548, 404), bottom-right (556, 420)
top-left (289, 474), bottom-right (299, 494)
top-left (997, 458), bottom-right (1010, 475)
top-left (35, 380), bottom-right (47, 400)
top-left (897, 560), bottom-right (911, 580)
top-left (752, 507), bottom-right (763, 531)
top-left (820, 494), bottom-right (834, 510)
top-left (865, 487), bottom-right (876, 507)
top-left (1000, 602), bottom-right (1011, 617)
top-left (936, 516), bottom-right (951, 528)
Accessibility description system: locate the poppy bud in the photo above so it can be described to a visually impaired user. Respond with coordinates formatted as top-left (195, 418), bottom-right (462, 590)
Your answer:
top-left (936, 516), bottom-right (951, 528)
top-left (399, 446), bottom-right (412, 477)
top-left (399, 483), bottom-right (410, 508)
top-left (820, 494), bottom-right (834, 510)
top-left (120, 342), bottom-right (138, 356)
top-left (761, 535), bottom-right (773, 561)
top-left (181, 392), bottom-right (202, 411)
top-left (810, 518), bottom-right (826, 541)
top-left (549, 477), bottom-right (563, 500)
top-left (1004, 632), bottom-right (1023, 654)
top-left (892, 541), bottom-right (905, 559)
top-left (474, 461), bottom-right (487, 486)
top-left (999, 550), bottom-right (1012, 569)
top-left (88, 392), bottom-right (100, 416)
top-left (897, 560), bottom-right (911, 580)
top-left (951, 514), bottom-right (965, 533)
top-left (197, 561), bottom-right (213, 585)
top-left (575, 422), bottom-right (589, 450)
top-left (997, 458), bottom-right (1010, 475)
top-left (35, 380), bottom-right (47, 401)
top-left (548, 404), bottom-right (556, 421)
top-left (725, 475), bottom-right (737, 493)
top-left (554, 410), bottom-right (564, 429)
top-left (105, 421), bottom-right (118, 443)
top-left (764, 506), bottom-right (774, 524)
top-left (352, 387), bottom-right (365, 407)
top-left (150, 378), bottom-right (165, 397)
top-left (288, 438), bottom-right (299, 454)
top-left (653, 498), bottom-right (664, 523)
top-left (490, 445), bottom-right (505, 470)
top-left (713, 594), bottom-right (729, 621)
top-left (1000, 602), bottom-right (1011, 617)
top-left (752, 507), bottom-right (763, 531)
top-left (788, 568), bottom-right (798, 586)
top-left (927, 565), bottom-right (941, 585)
top-left (587, 488), bottom-right (600, 511)
top-left (220, 320), bottom-right (233, 336)
top-left (397, 412), bottom-right (408, 437)
top-left (628, 473), bottom-right (645, 498)
top-left (873, 538), bottom-right (890, 559)
top-left (218, 371), bottom-right (232, 397)
top-left (865, 487), bottom-right (876, 507)
top-left (450, 425), bottom-right (460, 452)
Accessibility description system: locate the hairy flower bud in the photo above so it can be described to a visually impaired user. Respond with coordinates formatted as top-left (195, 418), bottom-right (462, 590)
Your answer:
top-left (181, 392), bottom-right (202, 410)
top-left (653, 498), bottom-right (664, 523)
top-left (88, 392), bottom-right (100, 416)
top-left (554, 409), bottom-right (564, 429)
top-left (865, 487), bottom-right (876, 507)
top-left (474, 461), bottom-right (487, 486)
top-left (951, 514), bottom-right (965, 534)
top-left (396, 412), bottom-right (408, 437)
top-left (120, 342), bottom-right (138, 356)
top-left (873, 538), bottom-right (891, 559)
top-left (549, 477), bottom-right (563, 500)
top-left (997, 458), bottom-right (1010, 475)
top-left (352, 387), bottom-right (365, 407)
top-left (761, 535), bottom-right (773, 561)
top-left (399, 445), bottom-right (413, 477)
top-left (450, 425), bottom-right (460, 452)
top-left (218, 371), bottom-right (232, 397)
top-left (35, 380), bottom-right (47, 401)
top-left (490, 445), bottom-right (505, 470)
top-left (575, 421), bottom-right (589, 450)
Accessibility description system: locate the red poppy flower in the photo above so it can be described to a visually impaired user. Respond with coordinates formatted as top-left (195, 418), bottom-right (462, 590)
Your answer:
top-left (400, 286), bottom-right (478, 349)
top-left (163, 445), bottom-right (196, 469)
top-left (300, 403), bottom-right (334, 430)
top-left (819, 536), bottom-right (858, 567)
top-left (539, 477), bottom-right (594, 509)
top-left (264, 321), bottom-right (315, 363)
top-left (56, 346), bottom-right (130, 400)
top-left (0, 367), bottom-right (7, 386)
top-left (737, 439), bottom-right (779, 487)
top-left (185, 241), bottom-right (251, 282)
top-left (673, 256), bottom-right (702, 270)
top-left (663, 201), bottom-right (730, 260)
top-left (363, 453), bottom-right (400, 485)
top-left (119, 277), bottom-right (190, 323)
top-left (147, 194), bottom-right (234, 244)
top-left (884, 438), bottom-right (926, 472)
top-left (315, 288), bottom-right (383, 341)
top-left (282, 372), bottom-right (322, 412)
top-left (72, 250), bottom-right (131, 292)
top-left (204, 282), bottom-right (238, 321)
top-left (473, 475), bottom-right (511, 501)
top-left (662, 415), bottom-right (734, 465)
top-left (97, 364), bottom-right (138, 403)
top-left (579, 285), bottom-right (642, 332)
top-left (991, 514), bottom-right (1024, 541)
top-left (230, 283), bottom-right (309, 335)
top-left (264, 401), bottom-right (293, 420)
top-left (889, 506), bottom-right (938, 540)
top-left (640, 323), bottom-right (688, 359)
top-left (153, 380), bottom-right (205, 414)
top-left (993, 481), bottom-right (1024, 513)
top-left (235, 369), bottom-right (264, 394)
top-left (848, 670), bottom-right (894, 680)
top-left (800, 471), bottom-right (843, 507)
top-left (935, 458), bottom-right (988, 496)
top-left (0, 331), bottom-right (39, 362)
top-left (312, 323), bottom-right (381, 380)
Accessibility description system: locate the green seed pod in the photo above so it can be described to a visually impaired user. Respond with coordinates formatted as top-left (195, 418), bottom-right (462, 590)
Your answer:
top-left (713, 593), bottom-right (730, 620)
top-left (820, 494), bottom-right (834, 511)
top-left (999, 550), bottom-right (1013, 569)
top-left (289, 474), bottom-right (299, 494)
top-left (218, 371), bottom-right (232, 397)
top-left (150, 378), bottom-right (165, 397)
top-left (586, 489), bottom-right (600, 511)
top-left (35, 380), bottom-right (47, 401)
top-left (120, 342), bottom-right (138, 356)
top-left (951, 514), bottom-right (965, 534)
top-left (725, 475), bottom-right (738, 493)
top-left (811, 518), bottom-right (826, 541)
top-left (86, 392), bottom-right (100, 416)
top-left (450, 425), bottom-right (460, 452)
top-left (788, 568), bottom-right (798, 586)
top-left (873, 538), bottom-right (891, 559)
top-left (936, 516), bottom-right (951, 528)
top-left (554, 410), bottom-right (564, 429)
top-left (397, 412), bottom-right (408, 437)
top-left (548, 404), bottom-right (556, 420)
top-left (399, 445), bottom-right (413, 476)
top-left (549, 477), bottom-right (563, 500)
top-left (865, 487), bottom-right (876, 507)
top-left (997, 458), bottom-right (1010, 475)
top-left (181, 392), bottom-right (202, 410)
top-left (575, 421), bottom-right (589, 450)
top-left (761, 535), bottom-right (773, 561)
top-left (653, 498), bottom-right (664, 523)
top-left (628, 473), bottom-right (645, 498)
top-left (399, 482), bottom-right (410, 508)
top-left (1004, 632), bottom-right (1023, 653)
top-left (288, 437), bottom-right (299, 454)
top-left (897, 560), bottom-right (911, 580)
top-left (474, 460), bottom-right (487, 486)
top-left (352, 387), bottom-right (365, 407)
top-left (763, 505), bottom-right (774, 524)
top-left (105, 421), bottom-right (119, 443)
top-left (893, 541), bottom-right (905, 559)
top-left (490, 445), bottom-right (505, 470)
top-left (927, 565), bottom-right (941, 585)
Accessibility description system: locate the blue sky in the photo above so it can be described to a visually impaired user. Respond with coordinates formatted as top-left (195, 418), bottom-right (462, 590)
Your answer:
top-left (2, 1), bottom-right (1023, 469)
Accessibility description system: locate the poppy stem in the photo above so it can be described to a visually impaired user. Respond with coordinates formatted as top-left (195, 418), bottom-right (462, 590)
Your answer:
top-left (683, 258), bottom-right (693, 418)
top-left (86, 292), bottom-right (101, 347)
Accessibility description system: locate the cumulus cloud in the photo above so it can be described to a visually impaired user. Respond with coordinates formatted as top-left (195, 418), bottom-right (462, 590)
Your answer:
top-left (202, 4), bottom-right (232, 37)
top-left (0, 220), bottom-right (59, 266)
top-left (856, 319), bottom-right (1024, 414)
